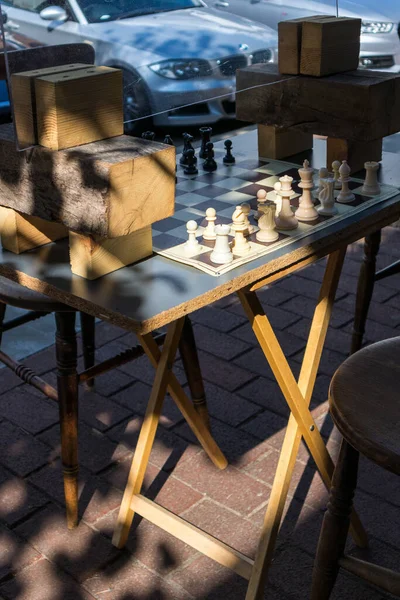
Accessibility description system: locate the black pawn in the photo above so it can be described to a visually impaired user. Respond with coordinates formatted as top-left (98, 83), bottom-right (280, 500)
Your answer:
top-left (180, 133), bottom-right (196, 166)
top-left (223, 139), bottom-right (235, 164)
top-left (163, 134), bottom-right (174, 146)
top-left (203, 141), bottom-right (217, 172)
top-left (199, 126), bottom-right (212, 159)
top-left (184, 149), bottom-right (198, 175)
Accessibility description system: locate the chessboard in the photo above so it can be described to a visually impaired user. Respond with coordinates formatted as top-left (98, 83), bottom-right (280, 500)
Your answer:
top-left (152, 141), bottom-right (399, 277)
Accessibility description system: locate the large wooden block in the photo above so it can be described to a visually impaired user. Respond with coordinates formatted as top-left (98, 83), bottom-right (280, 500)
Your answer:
top-left (0, 124), bottom-right (176, 238)
top-left (258, 124), bottom-right (313, 159)
top-left (0, 207), bottom-right (68, 254)
top-left (11, 63), bottom-right (89, 148)
top-left (300, 17), bottom-right (361, 77)
top-left (35, 66), bottom-right (124, 150)
top-left (326, 137), bottom-right (383, 173)
top-left (236, 65), bottom-right (400, 141)
top-left (69, 226), bottom-right (152, 279)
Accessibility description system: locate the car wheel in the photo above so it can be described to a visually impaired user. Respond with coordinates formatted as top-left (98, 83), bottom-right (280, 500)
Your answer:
top-left (121, 69), bottom-right (152, 136)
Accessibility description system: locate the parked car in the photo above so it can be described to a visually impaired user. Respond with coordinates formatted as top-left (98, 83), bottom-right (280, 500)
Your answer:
top-left (0, 0), bottom-right (278, 131)
top-left (212, 0), bottom-right (400, 72)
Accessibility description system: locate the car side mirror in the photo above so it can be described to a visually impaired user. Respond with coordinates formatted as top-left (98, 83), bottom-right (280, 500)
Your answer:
top-left (39, 6), bottom-right (68, 21)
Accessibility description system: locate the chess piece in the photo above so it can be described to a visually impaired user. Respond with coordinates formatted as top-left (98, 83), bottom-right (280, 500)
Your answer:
top-left (332, 160), bottom-right (341, 190)
top-left (317, 167), bottom-right (329, 196)
top-left (203, 141), bottom-right (217, 172)
top-left (141, 131), bottom-right (155, 141)
top-left (223, 139), bottom-right (235, 164)
top-left (184, 220), bottom-right (201, 254)
top-left (295, 159), bottom-right (318, 222)
top-left (361, 161), bottom-right (380, 195)
top-left (210, 224), bottom-right (233, 264)
top-left (317, 178), bottom-right (337, 216)
top-left (255, 188), bottom-right (267, 221)
top-left (184, 149), bottom-right (198, 175)
top-left (163, 134), bottom-right (174, 146)
top-left (256, 200), bottom-right (279, 242)
top-left (337, 160), bottom-right (355, 203)
top-left (274, 176), bottom-right (298, 230)
top-left (180, 133), bottom-right (196, 166)
top-left (203, 207), bottom-right (217, 240)
top-left (231, 206), bottom-right (251, 256)
top-left (241, 203), bottom-right (255, 234)
top-left (199, 126), bottom-right (212, 159)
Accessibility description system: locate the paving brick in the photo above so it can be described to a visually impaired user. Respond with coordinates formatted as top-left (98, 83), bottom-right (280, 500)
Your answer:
top-left (280, 295), bottom-right (354, 329)
top-left (237, 377), bottom-right (290, 417)
top-left (276, 274), bottom-right (347, 302)
top-left (240, 409), bottom-right (289, 448)
top-left (38, 422), bottom-right (128, 474)
top-left (345, 318), bottom-right (400, 344)
top-left (0, 420), bottom-right (49, 476)
top-left (190, 304), bottom-right (246, 332)
top-left (192, 323), bottom-right (251, 360)
top-left (231, 324), bottom-right (306, 357)
top-left (336, 293), bottom-right (400, 329)
top-left (84, 555), bottom-right (188, 599)
top-left (197, 380), bottom-right (260, 427)
top-left (193, 350), bottom-right (256, 391)
top-left (355, 488), bottom-right (400, 549)
top-left (24, 346), bottom-right (57, 375)
top-left (118, 353), bottom-right (187, 388)
top-left (0, 369), bottom-right (24, 396)
top-left (92, 321), bottom-right (126, 347)
top-left (0, 558), bottom-right (96, 600)
top-left (91, 369), bottom-right (135, 397)
top-left (0, 466), bottom-right (48, 526)
top-left (234, 346), bottom-right (301, 380)
top-left (358, 455), bottom-right (400, 507)
top-left (16, 505), bottom-right (118, 582)
top-left (286, 319), bottom-right (353, 355)
top-left (0, 523), bottom-right (41, 579)
top-left (335, 271), bottom-right (396, 303)
top-left (77, 389), bottom-right (131, 432)
top-left (228, 301), bottom-right (302, 331)
top-left (292, 347), bottom-right (347, 378)
top-left (0, 388), bottom-right (58, 435)
top-left (257, 285), bottom-right (296, 307)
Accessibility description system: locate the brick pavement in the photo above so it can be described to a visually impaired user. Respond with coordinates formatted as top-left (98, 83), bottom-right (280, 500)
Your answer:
top-left (0, 227), bottom-right (399, 599)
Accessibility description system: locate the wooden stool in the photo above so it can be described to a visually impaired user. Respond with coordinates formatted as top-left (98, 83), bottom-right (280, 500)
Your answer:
top-left (311, 337), bottom-right (400, 599)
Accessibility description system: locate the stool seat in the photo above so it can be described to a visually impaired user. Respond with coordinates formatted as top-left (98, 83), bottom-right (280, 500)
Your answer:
top-left (0, 276), bottom-right (74, 313)
top-left (330, 337), bottom-right (400, 476)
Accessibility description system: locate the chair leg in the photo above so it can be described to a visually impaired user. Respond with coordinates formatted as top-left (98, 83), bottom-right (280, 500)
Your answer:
top-left (80, 312), bottom-right (95, 389)
top-left (0, 302), bottom-right (6, 346)
top-left (351, 230), bottom-right (381, 354)
top-left (55, 311), bottom-right (79, 529)
top-left (179, 315), bottom-right (210, 429)
top-left (311, 439), bottom-right (360, 600)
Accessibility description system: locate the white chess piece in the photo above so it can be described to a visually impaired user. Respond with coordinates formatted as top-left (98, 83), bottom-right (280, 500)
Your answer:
top-left (203, 207), bottom-right (217, 240)
top-left (361, 161), bottom-right (380, 195)
top-left (231, 206), bottom-right (251, 256)
top-left (317, 178), bottom-right (337, 216)
top-left (210, 224), bottom-right (233, 264)
top-left (274, 175), bottom-right (298, 230)
top-left (337, 160), bottom-right (355, 204)
top-left (255, 189), bottom-right (267, 221)
top-left (256, 200), bottom-right (279, 242)
top-left (295, 159), bottom-right (318, 222)
top-left (184, 220), bottom-right (202, 254)
top-left (332, 160), bottom-right (341, 190)
top-left (241, 203), bottom-right (255, 234)
top-left (317, 167), bottom-right (329, 196)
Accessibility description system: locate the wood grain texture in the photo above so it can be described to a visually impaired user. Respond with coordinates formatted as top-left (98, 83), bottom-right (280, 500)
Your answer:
top-left (11, 63), bottom-right (88, 148)
top-left (258, 124), bottom-right (313, 159)
top-left (236, 65), bottom-right (400, 141)
top-left (36, 66), bottom-right (124, 150)
top-left (69, 226), bottom-right (153, 279)
top-left (326, 137), bottom-right (382, 173)
top-left (300, 17), bottom-right (361, 77)
top-left (0, 206), bottom-right (68, 253)
top-left (0, 124), bottom-right (175, 238)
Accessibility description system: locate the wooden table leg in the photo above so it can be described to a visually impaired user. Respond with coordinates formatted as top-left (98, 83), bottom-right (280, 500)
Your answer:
top-left (179, 315), bottom-right (210, 429)
top-left (80, 312), bottom-right (95, 389)
top-left (55, 311), bottom-right (79, 529)
top-left (351, 230), bottom-right (381, 354)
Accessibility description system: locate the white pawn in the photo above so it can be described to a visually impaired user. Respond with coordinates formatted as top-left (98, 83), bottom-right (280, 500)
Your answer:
top-left (295, 159), bottom-right (318, 222)
top-left (210, 224), bottom-right (233, 264)
top-left (231, 206), bottom-right (251, 256)
top-left (203, 207), bottom-right (217, 240)
top-left (184, 220), bottom-right (202, 254)
top-left (255, 189), bottom-right (267, 221)
top-left (274, 175), bottom-right (298, 230)
top-left (332, 160), bottom-right (341, 190)
top-left (361, 161), bottom-right (380, 195)
top-left (241, 203), bottom-right (255, 234)
top-left (256, 200), bottom-right (279, 242)
top-left (317, 178), bottom-right (337, 216)
top-left (337, 160), bottom-right (355, 204)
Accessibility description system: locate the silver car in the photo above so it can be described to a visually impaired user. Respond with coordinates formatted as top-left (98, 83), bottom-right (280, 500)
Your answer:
top-left (212, 0), bottom-right (400, 72)
top-left (0, 0), bottom-right (278, 131)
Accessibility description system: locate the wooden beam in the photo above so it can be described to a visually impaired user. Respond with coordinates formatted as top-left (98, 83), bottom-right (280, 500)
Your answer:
top-left (326, 137), bottom-right (382, 173)
top-left (258, 124), bottom-right (313, 160)
top-left (0, 206), bottom-right (67, 253)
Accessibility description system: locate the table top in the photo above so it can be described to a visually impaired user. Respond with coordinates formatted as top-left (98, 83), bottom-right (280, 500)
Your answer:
top-left (0, 130), bottom-right (399, 334)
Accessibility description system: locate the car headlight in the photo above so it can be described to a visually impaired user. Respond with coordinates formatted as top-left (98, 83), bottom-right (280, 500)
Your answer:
top-left (361, 21), bottom-right (394, 34)
top-left (149, 59), bottom-right (212, 79)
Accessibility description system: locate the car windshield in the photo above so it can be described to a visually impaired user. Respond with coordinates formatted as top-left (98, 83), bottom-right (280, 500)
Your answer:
top-left (77, 0), bottom-right (203, 23)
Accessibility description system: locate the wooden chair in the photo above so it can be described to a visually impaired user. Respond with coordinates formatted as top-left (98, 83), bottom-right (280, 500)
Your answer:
top-left (311, 337), bottom-right (400, 599)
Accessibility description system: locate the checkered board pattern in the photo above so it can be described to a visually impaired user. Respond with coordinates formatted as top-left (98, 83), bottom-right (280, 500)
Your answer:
top-left (152, 144), bottom-right (399, 276)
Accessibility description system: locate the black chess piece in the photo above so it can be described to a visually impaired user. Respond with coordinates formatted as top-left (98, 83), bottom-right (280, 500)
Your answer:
top-left (163, 134), bottom-right (174, 146)
top-left (184, 149), bottom-right (198, 175)
top-left (180, 133), bottom-right (196, 166)
top-left (223, 139), bottom-right (235, 164)
top-left (141, 131), bottom-right (155, 141)
top-left (199, 126), bottom-right (212, 159)
top-left (203, 141), bottom-right (217, 172)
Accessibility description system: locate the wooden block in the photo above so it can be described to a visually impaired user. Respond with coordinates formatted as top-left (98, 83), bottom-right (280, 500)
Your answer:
top-left (326, 137), bottom-right (383, 174)
top-left (258, 124), bottom-right (313, 159)
top-left (69, 226), bottom-right (152, 279)
top-left (35, 66), bottom-right (124, 150)
top-left (300, 17), bottom-right (361, 77)
top-left (0, 207), bottom-right (68, 254)
top-left (236, 64), bottom-right (400, 142)
top-left (0, 124), bottom-right (175, 238)
top-left (11, 64), bottom-right (89, 148)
